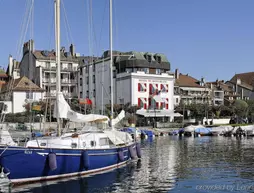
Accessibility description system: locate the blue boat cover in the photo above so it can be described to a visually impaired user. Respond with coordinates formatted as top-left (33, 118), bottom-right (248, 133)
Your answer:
top-left (121, 127), bottom-right (140, 134)
top-left (140, 130), bottom-right (154, 137)
top-left (194, 127), bottom-right (212, 134)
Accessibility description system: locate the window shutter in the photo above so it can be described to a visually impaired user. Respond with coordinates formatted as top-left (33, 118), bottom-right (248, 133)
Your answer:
top-left (138, 83), bottom-right (141, 92)
top-left (144, 83), bottom-right (147, 92)
top-left (138, 98), bottom-right (141, 107)
top-left (149, 84), bottom-right (152, 94)
top-left (144, 98), bottom-right (147, 109)
top-left (156, 102), bottom-right (159, 109)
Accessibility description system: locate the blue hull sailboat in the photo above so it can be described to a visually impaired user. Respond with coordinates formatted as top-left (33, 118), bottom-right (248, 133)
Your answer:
top-left (0, 0), bottom-right (140, 185)
top-left (0, 136), bottom-right (138, 184)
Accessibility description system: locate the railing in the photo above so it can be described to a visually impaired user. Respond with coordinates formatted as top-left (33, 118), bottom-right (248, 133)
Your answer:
top-left (61, 67), bottom-right (78, 71)
top-left (44, 93), bottom-right (57, 97)
top-left (43, 78), bottom-right (56, 83)
top-left (43, 78), bottom-right (77, 84)
top-left (61, 79), bottom-right (77, 84)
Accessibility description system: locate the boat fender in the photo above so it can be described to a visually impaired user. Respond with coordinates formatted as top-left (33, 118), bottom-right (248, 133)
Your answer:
top-left (136, 143), bottom-right (141, 158)
top-left (48, 152), bottom-right (57, 171)
top-left (128, 146), bottom-right (136, 159)
top-left (82, 151), bottom-right (90, 170)
top-left (118, 149), bottom-right (124, 162)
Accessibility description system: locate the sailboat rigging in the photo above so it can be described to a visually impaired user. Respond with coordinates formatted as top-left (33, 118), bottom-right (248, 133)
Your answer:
top-left (0, 0), bottom-right (141, 185)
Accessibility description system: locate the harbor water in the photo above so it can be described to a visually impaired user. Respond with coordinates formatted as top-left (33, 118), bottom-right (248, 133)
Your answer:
top-left (2, 136), bottom-right (254, 193)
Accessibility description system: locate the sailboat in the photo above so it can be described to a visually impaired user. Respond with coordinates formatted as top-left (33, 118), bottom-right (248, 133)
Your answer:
top-left (0, 0), bottom-right (141, 185)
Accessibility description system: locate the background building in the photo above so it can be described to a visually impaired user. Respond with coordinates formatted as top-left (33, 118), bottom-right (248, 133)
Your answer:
top-left (226, 72), bottom-right (254, 101)
top-left (19, 40), bottom-right (79, 100)
top-left (0, 76), bottom-right (44, 113)
top-left (7, 55), bottom-right (20, 80)
top-left (174, 69), bottom-right (211, 105)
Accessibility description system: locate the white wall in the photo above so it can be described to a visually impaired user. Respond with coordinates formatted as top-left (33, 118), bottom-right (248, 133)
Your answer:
top-left (12, 91), bottom-right (43, 113)
top-left (116, 71), bottom-right (175, 111)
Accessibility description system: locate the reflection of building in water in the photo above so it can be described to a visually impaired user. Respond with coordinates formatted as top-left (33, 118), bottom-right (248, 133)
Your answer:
top-left (112, 138), bottom-right (177, 193)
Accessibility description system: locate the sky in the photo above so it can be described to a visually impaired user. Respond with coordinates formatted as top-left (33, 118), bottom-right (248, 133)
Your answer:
top-left (1, 0), bottom-right (254, 81)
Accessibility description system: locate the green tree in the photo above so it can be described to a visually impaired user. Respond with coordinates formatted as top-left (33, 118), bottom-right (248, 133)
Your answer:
top-left (233, 100), bottom-right (248, 117)
top-left (246, 100), bottom-right (254, 121)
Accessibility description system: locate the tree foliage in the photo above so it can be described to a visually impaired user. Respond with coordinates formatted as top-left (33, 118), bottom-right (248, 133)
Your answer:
top-left (233, 100), bottom-right (248, 117)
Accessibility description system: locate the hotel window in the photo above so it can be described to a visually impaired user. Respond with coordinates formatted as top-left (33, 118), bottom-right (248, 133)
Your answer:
top-left (93, 75), bottom-right (95, 83)
top-left (86, 77), bottom-right (89, 84)
top-left (138, 98), bottom-right (147, 109)
top-left (157, 56), bottom-right (161, 63)
top-left (93, 89), bottom-right (96, 97)
top-left (156, 69), bottom-right (161, 75)
top-left (45, 62), bottom-right (50, 68)
top-left (151, 99), bottom-right (156, 109)
top-left (138, 83), bottom-right (147, 92)
top-left (93, 64), bottom-right (95, 72)
top-left (26, 92), bottom-right (33, 99)
top-left (68, 63), bottom-right (72, 70)
top-left (143, 68), bottom-right (149, 74)
top-left (80, 78), bottom-right (82, 86)
top-left (147, 55), bottom-right (152, 62)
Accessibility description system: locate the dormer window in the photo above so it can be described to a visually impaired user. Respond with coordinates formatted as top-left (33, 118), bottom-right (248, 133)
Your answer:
top-left (147, 55), bottom-right (152, 62)
top-left (157, 56), bottom-right (161, 63)
top-left (144, 54), bottom-right (152, 62)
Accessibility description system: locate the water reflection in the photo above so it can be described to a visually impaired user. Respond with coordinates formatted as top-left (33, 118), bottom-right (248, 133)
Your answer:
top-left (4, 136), bottom-right (254, 193)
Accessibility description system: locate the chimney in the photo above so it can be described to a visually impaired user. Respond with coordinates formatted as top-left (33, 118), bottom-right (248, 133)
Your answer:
top-left (60, 47), bottom-right (65, 52)
top-left (200, 77), bottom-right (206, 86)
top-left (175, 68), bottom-right (179, 79)
top-left (70, 44), bottom-right (75, 56)
top-left (8, 55), bottom-right (13, 76)
top-left (23, 39), bottom-right (34, 55)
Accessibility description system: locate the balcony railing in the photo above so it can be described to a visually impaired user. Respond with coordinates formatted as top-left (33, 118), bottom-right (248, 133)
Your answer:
top-left (43, 78), bottom-right (56, 83)
top-left (61, 67), bottom-right (78, 72)
top-left (43, 66), bottom-right (78, 72)
top-left (43, 78), bottom-right (77, 84)
top-left (61, 79), bottom-right (77, 84)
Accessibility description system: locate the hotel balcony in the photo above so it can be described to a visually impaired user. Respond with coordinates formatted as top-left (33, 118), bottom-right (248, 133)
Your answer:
top-left (43, 66), bottom-right (78, 72)
top-left (43, 78), bottom-right (77, 85)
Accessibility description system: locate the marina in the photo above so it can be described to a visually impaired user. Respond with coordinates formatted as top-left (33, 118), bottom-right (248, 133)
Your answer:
top-left (0, 135), bottom-right (253, 193)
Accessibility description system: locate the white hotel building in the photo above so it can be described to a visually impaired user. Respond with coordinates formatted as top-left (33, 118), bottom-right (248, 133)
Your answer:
top-left (79, 51), bottom-right (178, 121)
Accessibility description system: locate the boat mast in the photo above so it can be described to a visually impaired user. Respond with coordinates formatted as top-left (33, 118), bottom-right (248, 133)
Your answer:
top-left (55, 0), bottom-right (61, 136)
top-left (109, 0), bottom-right (113, 129)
